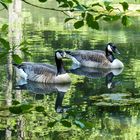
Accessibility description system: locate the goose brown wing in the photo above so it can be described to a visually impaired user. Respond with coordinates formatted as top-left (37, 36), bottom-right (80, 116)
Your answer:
top-left (70, 50), bottom-right (109, 64)
top-left (21, 62), bottom-right (57, 75)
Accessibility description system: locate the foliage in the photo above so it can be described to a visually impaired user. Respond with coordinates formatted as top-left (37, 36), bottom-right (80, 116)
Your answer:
top-left (0, 0), bottom-right (12, 10)
top-left (19, 0), bottom-right (136, 29)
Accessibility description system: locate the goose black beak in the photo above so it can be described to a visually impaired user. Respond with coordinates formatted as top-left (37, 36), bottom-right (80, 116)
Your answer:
top-left (115, 48), bottom-right (120, 54)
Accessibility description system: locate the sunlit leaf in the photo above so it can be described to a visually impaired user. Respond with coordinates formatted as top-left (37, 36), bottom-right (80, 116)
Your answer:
top-left (12, 54), bottom-right (23, 64)
top-left (64, 18), bottom-right (74, 23)
top-left (74, 20), bottom-right (84, 29)
top-left (0, 38), bottom-right (10, 50)
top-left (60, 120), bottom-right (71, 127)
top-left (104, 1), bottom-right (111, 6)
top-left (120, 2), bottom-right (129, 11)
top-left (38, 0), bottom-right (47, 2)
top-left (1, 0), bottom-right (12, 3)
top-left (35, 106), bottom-right (45, 112)
top-left (21, 104), bottom-right (33, 112)
top-left (47, 121), bottom-right (57, 127)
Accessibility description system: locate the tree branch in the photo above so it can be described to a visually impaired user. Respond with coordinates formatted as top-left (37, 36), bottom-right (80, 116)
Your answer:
top-left (22, 0), bottom-right (75, 14)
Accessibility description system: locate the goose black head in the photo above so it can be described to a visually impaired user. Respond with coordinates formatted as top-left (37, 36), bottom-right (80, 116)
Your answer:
top-left (55, 50), bottom-right (66, 59)
top-left (107, 43), bottom-right (120, 54)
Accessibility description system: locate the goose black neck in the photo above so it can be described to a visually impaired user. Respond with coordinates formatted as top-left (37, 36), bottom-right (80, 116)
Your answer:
top-left (55, 56), bottom-right (66, 75)
top-left (105, 48), bottom-right (115, 62)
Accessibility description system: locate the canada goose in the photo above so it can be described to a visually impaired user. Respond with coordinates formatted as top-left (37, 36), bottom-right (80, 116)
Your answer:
top-left (14, 50), bottom-right (71, 83)
top-left (65, 43), bottom-right (124, 69)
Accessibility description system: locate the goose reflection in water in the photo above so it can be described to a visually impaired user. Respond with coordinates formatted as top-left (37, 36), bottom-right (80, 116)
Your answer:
top-left (68, 67), bottom-right (123, 89)
top-left (15, 79), bottom-right (71, 113)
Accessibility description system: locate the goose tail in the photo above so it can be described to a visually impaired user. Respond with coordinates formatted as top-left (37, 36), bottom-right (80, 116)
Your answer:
top-left (64, 51), bottom-right (81, 66)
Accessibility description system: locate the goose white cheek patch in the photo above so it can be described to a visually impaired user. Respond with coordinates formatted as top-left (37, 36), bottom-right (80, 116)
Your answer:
top-left (56, 52), bottom-right (62, 59)
top-left (107, 45), bottom-right (113, 52)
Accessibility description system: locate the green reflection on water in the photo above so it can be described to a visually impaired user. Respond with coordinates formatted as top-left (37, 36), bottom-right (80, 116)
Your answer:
top-left (0, 8), bottom-right (140, 140)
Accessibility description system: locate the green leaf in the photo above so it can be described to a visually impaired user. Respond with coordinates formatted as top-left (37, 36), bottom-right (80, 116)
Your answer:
top-left (74, 120), bottom-right (85, 128)
top-left (38, 0), bottom-right (47, 2)
top-left (35, 106), bottom-right (45, 112)
top-left (61, 120), bottom-right (71, 127)
top-left (81, 12), bottom-right (85, 18)
top-left (12, 100), bottom-right (20, 105)
top-left (92, 2), bottom-right (103, 8)
top-left (56, 0), bottom-right (63, 4)
top-left (91, 20), bottom-right (99, 30)
top-left (9, 106), bottom-right (22, 114)
top-left (86, 13), bottom-right (99, 30)
top-left (1, 0), bottom-right (12, 3)
top-left (9, 104), bottom-right (33, 114)
top-left (1, 24), bottom-right (8, 32)
top-left (0, 52), bottom-right (8, 58)
top-left (106, 5), bottom-right (114, 11)
top-left (74, 20), bottom-right (84, 29)
top-left (12, 54), bottom-right (23, 64)
top-left (20, 104), bottom-right (33, 112)
top-left (120, 2), bottom-right (129, 11)
top-left (0, 1), bottom-right (8, 10)
top-left (0, 38), bottom-right (10, 50)
top-left (122, 15), bottom-right (131, 26)
top-left (47, 121), bottom-right (57, 127)
top-left (136, 9), bottom-right (140, 12)
top-left (20, 47), bottom-right (32, 56)
top-left (72, 0), bottom-right (79, 5)
top-left (68, 1), bottom-right (73, 7)
top-left (95, 14), bottom-right (105, 20)
top-left (104, 1), bottom-right (111, 6)
top-left (86, 13), bottom-right (93, 24)
top-left (103, 15), bottom-right (120, 22)
top-left (59, 3), bottom-right (69, 8)
top-left (64, 18), bottom-right (74, 23)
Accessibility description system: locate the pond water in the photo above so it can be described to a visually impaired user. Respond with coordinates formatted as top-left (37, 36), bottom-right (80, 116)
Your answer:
top-left (1, 7), bottom-right (140, 140)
